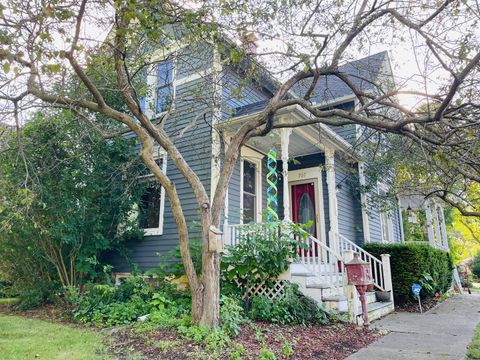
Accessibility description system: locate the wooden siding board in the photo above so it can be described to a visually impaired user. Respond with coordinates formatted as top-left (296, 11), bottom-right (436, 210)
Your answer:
top-left (335, 156), bottom-right (364, 245)
top-left (108, 76), bottom-right (213, 272)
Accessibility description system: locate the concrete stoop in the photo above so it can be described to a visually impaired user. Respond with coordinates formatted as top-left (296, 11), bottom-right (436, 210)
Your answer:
top-left (290, 263), bottom-right (395, 323)
top-left (356, 301), bottom-right (395, 325)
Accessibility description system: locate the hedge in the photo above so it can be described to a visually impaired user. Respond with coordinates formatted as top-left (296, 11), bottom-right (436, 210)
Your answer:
top-left (363, 243), bottom-right (454, 304)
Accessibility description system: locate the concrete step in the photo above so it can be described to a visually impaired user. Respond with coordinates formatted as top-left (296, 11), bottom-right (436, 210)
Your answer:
top-left (322, 293), bottom-right (348, 312)
top-left (365, 291), bottom-right (376, 304)
top-left (356, 301), bottom-right (394, 324)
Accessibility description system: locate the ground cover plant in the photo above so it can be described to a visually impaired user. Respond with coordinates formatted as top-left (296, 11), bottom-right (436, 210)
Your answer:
top-left (106, 320), bottom-right (379, 359)
top-left (364, 243), bottom-right (454, 304)
top-left (65, 275), bottom-right (191, 327)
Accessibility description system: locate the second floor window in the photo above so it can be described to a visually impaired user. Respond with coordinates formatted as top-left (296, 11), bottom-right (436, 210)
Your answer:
top-left (156, 59), bottom-right (174, 114)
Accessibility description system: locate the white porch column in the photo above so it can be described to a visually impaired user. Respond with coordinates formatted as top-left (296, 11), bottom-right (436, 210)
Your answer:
top-left (280, 128), bottom-right (292, 221)
top-left (358, 162), bottom-right (370, 243)
top-left (439, 206), bottom-right (449, 250)
top-left (381, 254), bottom-right (394, 306)
top-left (325, 148), bottom-right (339, 253)
top-left (424, 200), bottom-right (435, 247)
top-left (433, 204), bottom-right (442, 248)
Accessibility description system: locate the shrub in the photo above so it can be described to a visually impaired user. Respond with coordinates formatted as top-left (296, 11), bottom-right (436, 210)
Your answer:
top-left (248, 284), bottom-right (328, 325)
top-left (152, 239), bottom-right (203, 278)
top-left (220, 295), bottom-right (246, 336)
top-left (0, 111), bottom-right (145, 307)
top-left (67, 275), bottom-right (190, 327)
top-left (363, 243), bottom-right (454, 304)
top-left (472, 252), bottom-right (480, 278)
top-left (221, 221), bottom-right (308, 296)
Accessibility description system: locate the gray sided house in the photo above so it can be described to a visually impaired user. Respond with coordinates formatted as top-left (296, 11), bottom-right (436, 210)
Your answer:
top-left (107, 44), bottom-right (449, 323)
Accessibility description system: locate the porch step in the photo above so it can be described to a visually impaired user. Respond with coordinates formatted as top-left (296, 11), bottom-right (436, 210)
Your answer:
top-left (322, 293), bottom-right (348, 312)
top-left (365, 291), bottom-right (376, 304)
top-left (356, 301), bottom-right (394, 324)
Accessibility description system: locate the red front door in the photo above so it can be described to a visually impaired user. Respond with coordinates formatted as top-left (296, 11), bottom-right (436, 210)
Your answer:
top-left (291, 182), bottom-right (317, 238)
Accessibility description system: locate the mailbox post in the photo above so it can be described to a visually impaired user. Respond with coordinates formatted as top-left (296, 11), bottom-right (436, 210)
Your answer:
top-left (344, 252), bottom-right (373, 329)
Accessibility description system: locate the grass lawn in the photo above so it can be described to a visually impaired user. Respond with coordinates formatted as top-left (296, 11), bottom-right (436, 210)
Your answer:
top-left (0, 314), bottom-right (109, 360)
top-left (467, 323), bottom-right (480, 359)
top-left (0, 298), bottom-right (19, 305)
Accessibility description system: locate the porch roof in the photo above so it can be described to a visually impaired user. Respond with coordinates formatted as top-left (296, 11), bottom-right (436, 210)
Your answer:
top-left (218, 104), bottom-right (360, 161)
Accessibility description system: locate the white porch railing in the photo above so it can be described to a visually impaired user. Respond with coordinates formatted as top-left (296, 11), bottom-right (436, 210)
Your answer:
top-left (337, 233), bottom-right (386, 291)
top-left (225, 223), bottom-right (393, 296)
top-left (224, 223), bottom-right (244, 248)
top-left (297, 229), bottom-right (346, 295)
top-left (225, 222), bottom-right (346, 295)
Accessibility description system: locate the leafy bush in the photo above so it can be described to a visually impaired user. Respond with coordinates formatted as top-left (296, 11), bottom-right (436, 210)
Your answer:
top-left (472, 251), bottom-right (480, 278)
top-left (67, 275), bottom-right (190, 327)
top-left (220, 295), bottom-right (246, 336)
top-left (363, 243), bottom-right (454, 304)
top-left (248, 285), bottom-right (328, 325)
top-left (152, 239), bottom-right (203, 278)
top-left (0, 111), bottom-right (145, 307)
top-left (222, 221), bottom-right (308, 295)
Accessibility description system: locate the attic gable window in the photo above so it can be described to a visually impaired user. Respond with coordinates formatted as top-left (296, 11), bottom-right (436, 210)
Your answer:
top-left (155, 59), bottom-right (174, 115)
top-left (138, 146), bottom-right (167, 236)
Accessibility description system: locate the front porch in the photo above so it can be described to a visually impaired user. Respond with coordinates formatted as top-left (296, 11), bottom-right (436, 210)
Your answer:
top-left (219, 109), bottom-right (394, 323)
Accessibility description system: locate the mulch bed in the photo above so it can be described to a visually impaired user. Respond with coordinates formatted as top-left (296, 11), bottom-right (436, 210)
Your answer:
top-left (1, 303), bottom-right (382, 359)
top-left (106, 321), bottom-right (381, 360)
top-left (395, 298), bottom-right (443, 313)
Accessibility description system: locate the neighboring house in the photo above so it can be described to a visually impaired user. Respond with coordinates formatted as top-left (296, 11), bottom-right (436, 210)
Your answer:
top-left (399, 194), bottom-right (450, 251)
top-left (107, 42), bottom-right (449, 323)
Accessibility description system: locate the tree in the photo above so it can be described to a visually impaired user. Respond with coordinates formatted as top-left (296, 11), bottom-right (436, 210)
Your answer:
top-left (0, 110), bottom-right (144, 305)
top-left (1, 0), bottom-right (480, 327)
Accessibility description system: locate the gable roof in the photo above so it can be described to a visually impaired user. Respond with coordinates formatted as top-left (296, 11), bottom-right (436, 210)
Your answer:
top-left (295, 51), bottom-right (389, 104)
top-left (233, 51), bottom-right (391, 117)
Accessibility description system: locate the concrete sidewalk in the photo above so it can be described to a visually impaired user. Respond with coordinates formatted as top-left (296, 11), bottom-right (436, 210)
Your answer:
top-left (348, 294), bottom-right (480, 360)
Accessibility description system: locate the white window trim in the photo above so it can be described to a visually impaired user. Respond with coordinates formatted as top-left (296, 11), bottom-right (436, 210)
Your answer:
top-left (377, 183), bottom-right (394, 243)
top-left (140, 146), bottom-right (167, 236)
top-left (145, 56), bottom-right (177, 119)
top-left (240, 147), bottom-right (264, 224)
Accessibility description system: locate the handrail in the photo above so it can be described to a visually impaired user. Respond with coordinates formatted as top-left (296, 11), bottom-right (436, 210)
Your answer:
top-left (296, 229), bottom-right (346, 296)
top-left (337, 233), bottom-right (386, 291)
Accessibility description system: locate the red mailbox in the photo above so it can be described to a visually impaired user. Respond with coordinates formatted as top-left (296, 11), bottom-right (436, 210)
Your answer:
top-left (345, 252), bottom-right (373, 329)
top-left (345, 253), bottom-right (373, 286)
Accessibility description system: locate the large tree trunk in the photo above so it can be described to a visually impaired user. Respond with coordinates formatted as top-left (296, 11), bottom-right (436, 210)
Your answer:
top-left (200, 249), bottom-right (220, 327)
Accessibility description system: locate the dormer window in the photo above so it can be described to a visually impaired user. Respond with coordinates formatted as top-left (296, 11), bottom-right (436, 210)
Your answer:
top-left (156, 59), bottom-right (174, 115)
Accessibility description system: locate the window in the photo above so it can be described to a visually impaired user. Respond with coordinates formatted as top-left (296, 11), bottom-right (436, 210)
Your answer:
top-left (243, 160), bottom-right (257, 223)
top-left (156, 59), bottom-right (174, 114)
top-left (240, 147), bottom-right (263, 224)
top-left (378, 184), bottom-right (394, 243)
top-left (138, 146), bottom-right (167, 235)
top-left (380, 210), bottom-right (393, 243)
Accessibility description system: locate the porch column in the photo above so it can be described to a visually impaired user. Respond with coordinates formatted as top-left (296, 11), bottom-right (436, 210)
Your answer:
top-left (223, 136), bottom-right (230, 244)
top-left (424, 200), bottom-right (435, 247)
top-left (358, 162), bottom-right (370, 243)
top-left (439, 206), bottom-right (449, 250)
top-left (433, 204), bottom-right (442, 248)
top-left (325, 147), bottom-right (339, 253)
top-left (280, 128), bottom-right (292, 221)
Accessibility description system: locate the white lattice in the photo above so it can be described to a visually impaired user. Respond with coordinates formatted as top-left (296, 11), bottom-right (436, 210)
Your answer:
top-left (240, 279), bottom-right (288, 300)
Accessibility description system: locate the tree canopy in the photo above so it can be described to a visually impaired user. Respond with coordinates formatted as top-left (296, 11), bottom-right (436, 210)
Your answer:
top-left (1, 0), bottom-right (480, 326)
